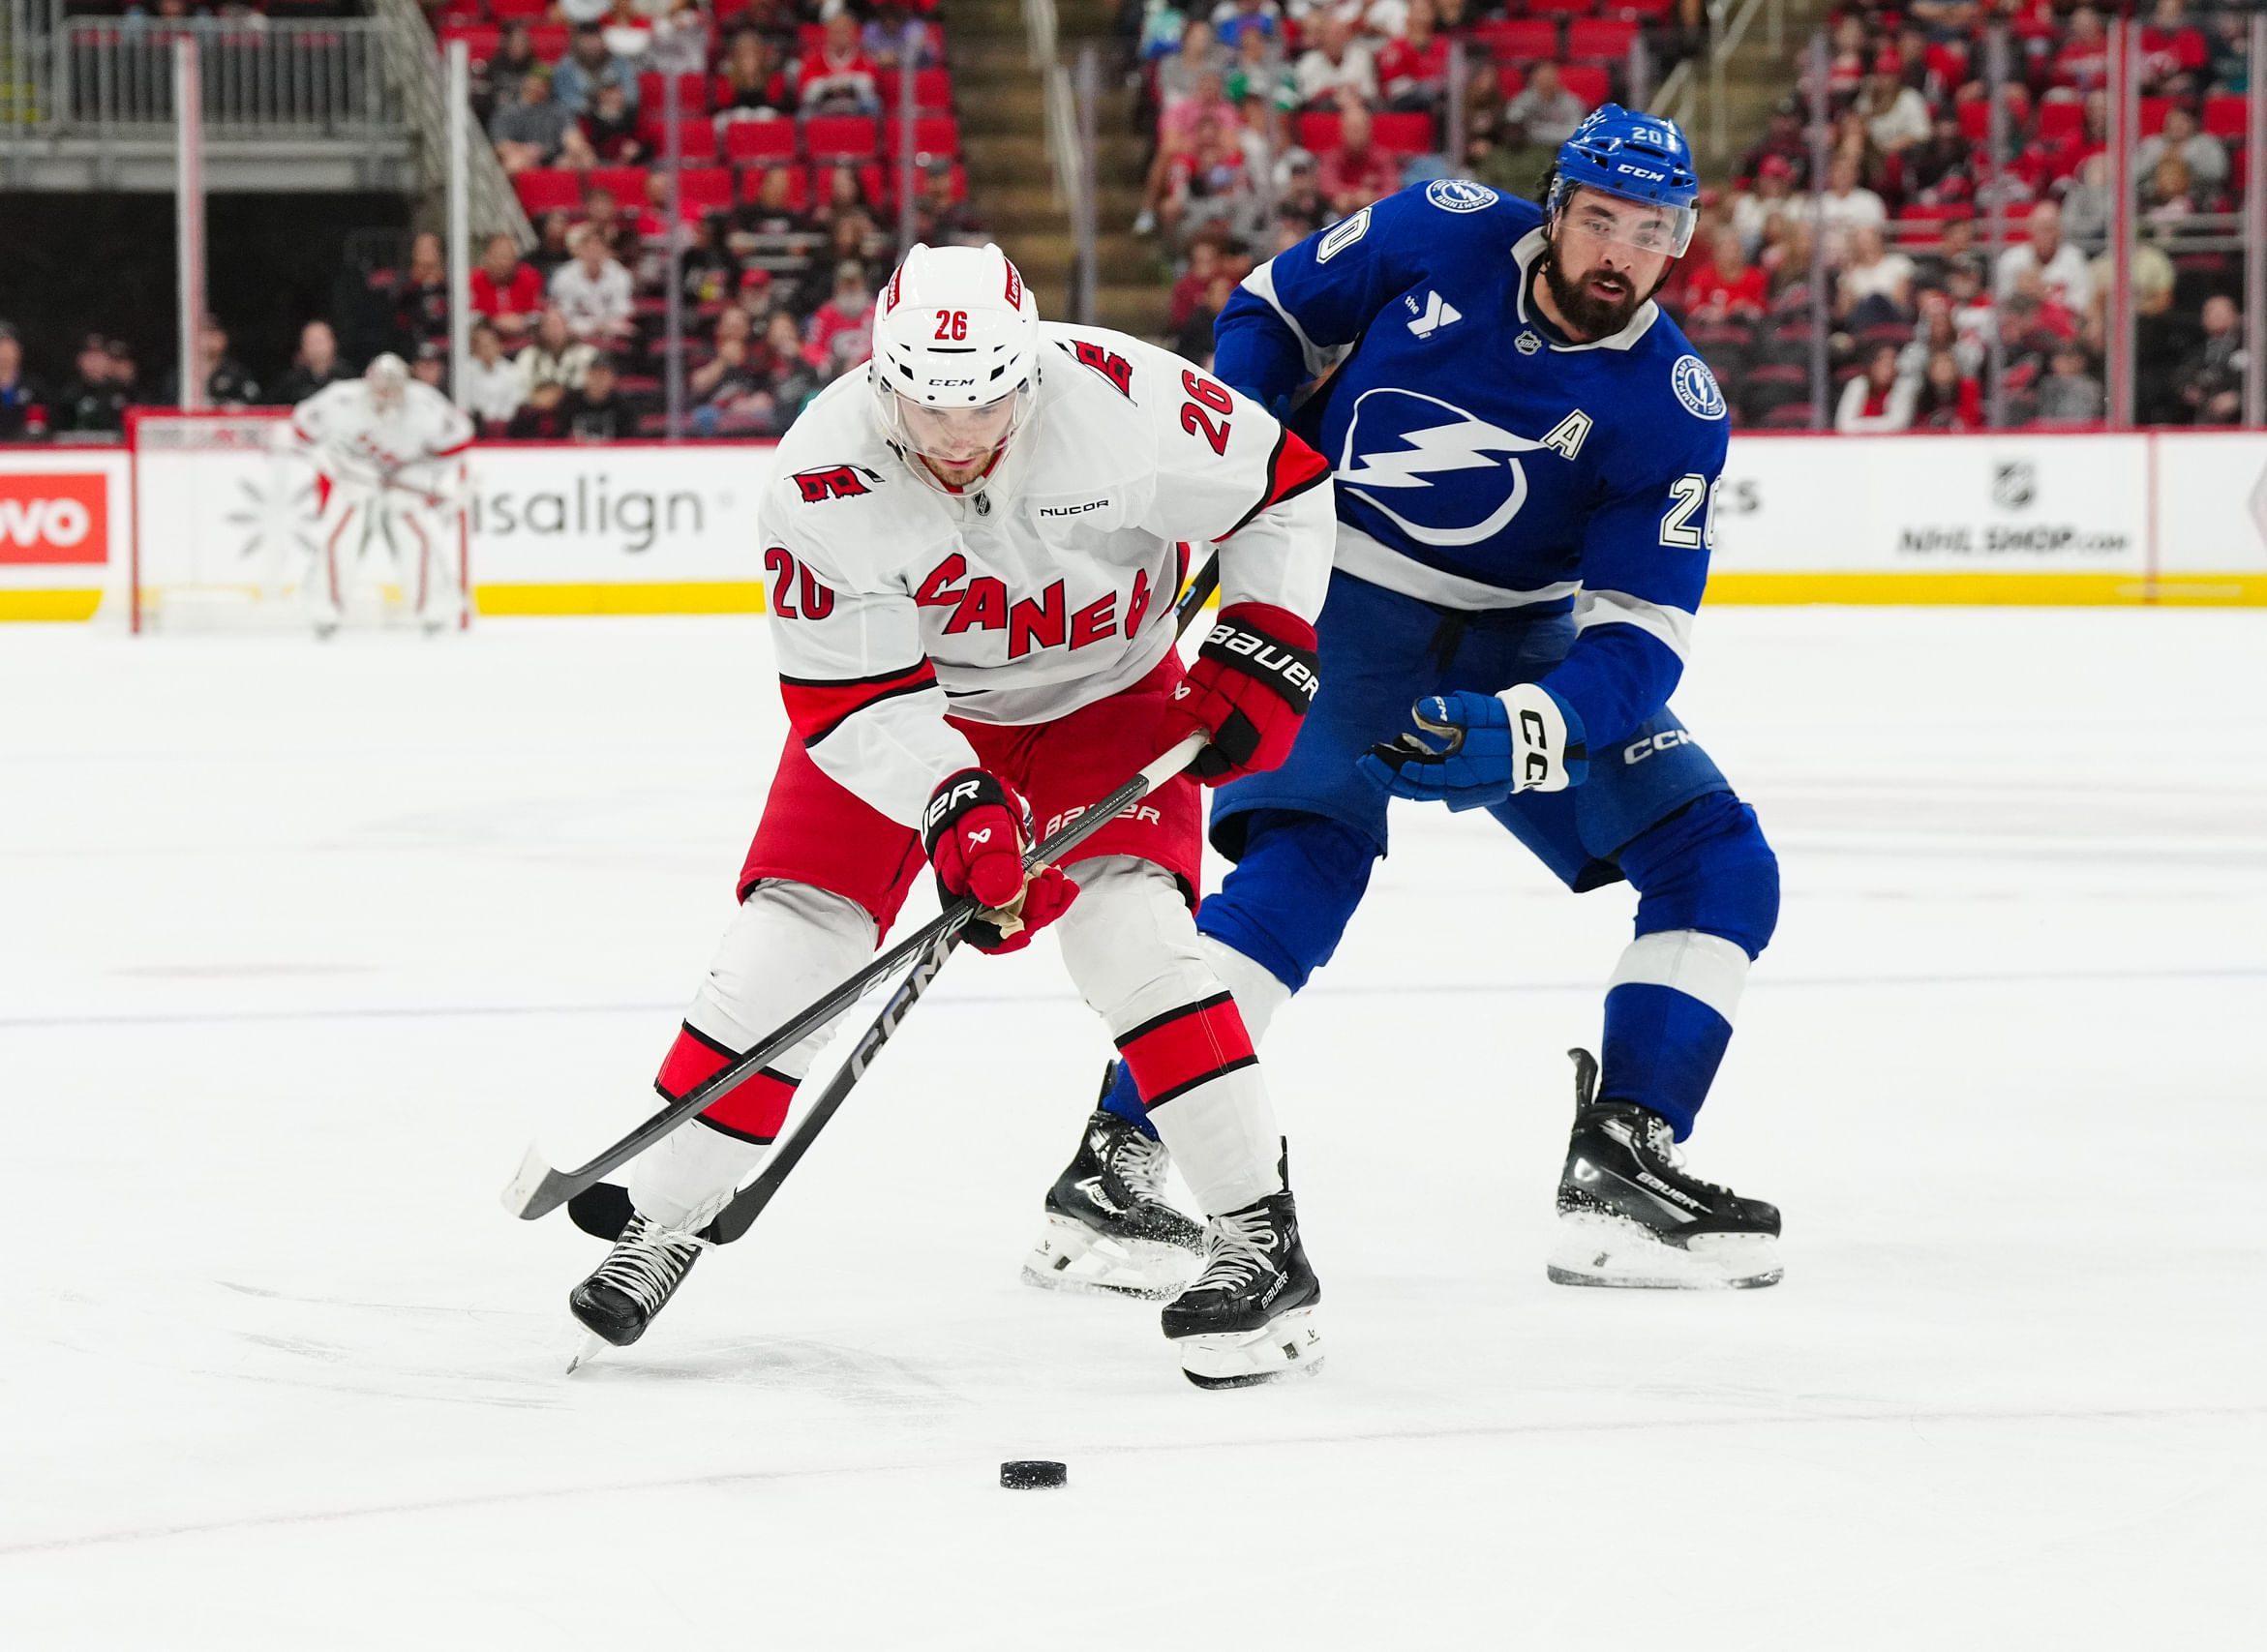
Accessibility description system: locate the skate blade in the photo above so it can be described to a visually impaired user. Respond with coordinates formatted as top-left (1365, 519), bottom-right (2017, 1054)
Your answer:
top-left (565, 1331), bottom-right (610, 1374)
top-left (1546, 1212), bottom-right (1783, 1290)
top-left (1020, 1214), bottom-right (1198, 1303)
top-left (1175, 1306), bottom-right (1324, 1389)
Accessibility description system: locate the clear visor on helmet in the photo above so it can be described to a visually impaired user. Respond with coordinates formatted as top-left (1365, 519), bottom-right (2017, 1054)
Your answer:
top-left (879, 379), bottom-right (1035, 474)
top-left (1553, 183), bottom-right (1697, 259)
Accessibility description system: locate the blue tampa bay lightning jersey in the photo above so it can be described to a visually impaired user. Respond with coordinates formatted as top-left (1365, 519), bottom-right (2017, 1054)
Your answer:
top-left (1212, 178), bottom-right (1731, 746)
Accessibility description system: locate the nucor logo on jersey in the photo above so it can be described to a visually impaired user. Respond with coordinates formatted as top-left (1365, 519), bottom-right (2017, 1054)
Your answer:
top-left (913, 551), bottom-right (1159, 660)
top-left (0, 473), bottom-right (107, 563)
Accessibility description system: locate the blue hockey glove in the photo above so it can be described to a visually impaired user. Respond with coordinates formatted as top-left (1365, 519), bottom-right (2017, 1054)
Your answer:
top-left (1358, 684), bottom-right (1588, 810)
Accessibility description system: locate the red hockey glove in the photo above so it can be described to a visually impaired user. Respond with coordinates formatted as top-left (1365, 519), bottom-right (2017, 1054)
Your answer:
top-left (1155, 603), bottom-right (1320, 785)
top-left (921, 768), bottom-right (1078, 954)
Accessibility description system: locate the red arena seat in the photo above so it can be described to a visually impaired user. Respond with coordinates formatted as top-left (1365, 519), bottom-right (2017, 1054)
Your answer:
top-left (803, 114), bottom-right (879, 163)
top-left (722, 118), bottom-right (799, 165)
top-left (1371, 111), bottom-right (1435, 154)
top-left (1567, 17), bottom-right (1639, 60)
top-left (512, 168), bottom-right (584, 214)
top-left (1558, 64), bottom-right (1611, 107)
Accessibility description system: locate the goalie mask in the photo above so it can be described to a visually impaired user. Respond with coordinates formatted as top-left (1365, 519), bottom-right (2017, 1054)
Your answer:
top-left (365, 351), bottom-right (409, 413)
top-left (869, 244), bottom-right (1040, 488)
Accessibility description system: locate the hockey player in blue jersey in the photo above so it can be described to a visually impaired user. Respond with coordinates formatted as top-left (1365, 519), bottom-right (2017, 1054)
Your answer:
top-left (1023, 108), bottom-right (1784, 1300)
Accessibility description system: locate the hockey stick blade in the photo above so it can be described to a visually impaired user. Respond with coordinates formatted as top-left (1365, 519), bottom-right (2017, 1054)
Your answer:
top-left (505, 557), bottom-right (1221, 1228)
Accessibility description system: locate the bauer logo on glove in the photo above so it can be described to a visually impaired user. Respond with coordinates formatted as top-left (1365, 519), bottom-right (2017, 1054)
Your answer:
top-left (1359, 682), bottom-right (1588, 810)
top-left (1152, 603), bottom-right (1321, 785)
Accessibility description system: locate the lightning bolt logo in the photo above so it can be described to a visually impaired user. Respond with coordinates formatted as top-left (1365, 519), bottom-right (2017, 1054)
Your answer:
top-left (1336, 389), bottom-right (1545, 547)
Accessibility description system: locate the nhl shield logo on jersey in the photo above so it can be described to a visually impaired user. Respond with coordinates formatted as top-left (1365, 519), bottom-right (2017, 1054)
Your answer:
top-left (1425, 178), bottom-right (1498, 214)
top-left (1670, 355), bottom-right (1728, 421)
top-left (1336, 387), bottom-right (1548, 547)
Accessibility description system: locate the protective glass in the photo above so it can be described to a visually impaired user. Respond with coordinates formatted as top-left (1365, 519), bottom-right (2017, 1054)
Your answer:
top-left (1554, 186), bottom-right (1696, 259)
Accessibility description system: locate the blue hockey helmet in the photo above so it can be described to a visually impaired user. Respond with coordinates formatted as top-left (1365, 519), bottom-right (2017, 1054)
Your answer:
top-left (1548, 105), bottom-right (1701, 258)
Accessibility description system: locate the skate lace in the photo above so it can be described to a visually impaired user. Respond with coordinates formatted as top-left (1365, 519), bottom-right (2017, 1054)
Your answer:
top-left (1189, 1205), bottom-right (1278, 1294)
top-left (1111, 1131), bottom-right (1173, 1204)
top-left (589, 1216), bottom-right (708, 1314)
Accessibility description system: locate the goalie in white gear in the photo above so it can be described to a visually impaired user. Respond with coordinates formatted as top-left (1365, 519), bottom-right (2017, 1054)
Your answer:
top-left (562, 243), bottom-right (1340, 1388)
top-left (288, 352), bottom-right (475, 636)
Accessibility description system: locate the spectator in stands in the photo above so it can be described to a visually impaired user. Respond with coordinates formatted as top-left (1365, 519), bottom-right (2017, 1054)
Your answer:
top-left (1859, 52), bottom-right (1930, 154)
top-left (735, 0), bottom-right (802, 59)
top-left (1910, 348), bottom-right (1985, 431)
top-left (550, 229), bottom-right (637, 345)
top-left (2175, 293), bottom-right (2245, 424)
top-left (1910, 215), bottom-right (1977, 293)
top-left (2055, 7), bottom-right (2113, 94)
top-left (2036, 342), bottom-right (2104, 424)
top-left (559, 0), bottom-right (610, 26)
top-left (271, 320), bottom-right (347, 405)
top-left (582, 187), bottom-right (640, 261)
top-left (2137, 105), bottom-right (2227, 193)
top-left (2059, 152), bottom-right (2113, 249)
top-left (554, 22), bottom-right (641, 117)
top-left (1164, 108), bottom-right (1261, 244)
top-left (1162, 66), bottom-right (1239, 149)
top-left (1902, 109), bottom-right (1974, 208)
top-left (715, 30), bottom-right (794, 123)
top-left (1177, 269), bottom-right (1235, 368)
top-left (690, 305), bottom-right (762, 427)
top-left (491, 67), bottom-right (576, 172)
top-left (574, 77), bottom-right (647, 166)
top-left (462, 321), bottom-right (527, 431)
top-left (0, 324), bottom-right (47, 442)
top-left (732, 165), bottom-right (818, 248)
top-left (2140, 0), bottom-right (2209, 97)
top-left (1171, 231), bottom-right (1232, 331)
top-left (866, 3), bottom-right (942, 70)
top-left (1679, 228), bottom-right (1768, 322)
top-left (1225, 23), bottom-right (1296, 151)
top-left (390, 232), bottom-right (451, 362)
top-left (813, 165), bottom-right (873, 231)
top-left (1819, 14), bottom-right (1869, 105)
top-left (805, 259), bottom-right (876, 379)
top-left (522, 305), bottom-right (595, 397)
top-left (158, 315), bottom-right (260, 409)
top-left (1760, 216), bottom-right (1817, 308)
top-left (2142, 155), bottom-right (2201, 225)
top-left (1731, 154), bottom-right (1798, 259)
top-left (477, 24), bottom-right (543, 123)
top-left (470, 234), bottom-right (543, 345)
top-left (1837, 225), bottom-right (1916, 329)
top-left (2206, 11), bottom-right (2252, 95)
top-left (1375, 0), bottom-right (1447, 115)
top-left (762, 309), bottom-right (820, 421)
top-left (799, 11), bottom-right (881, 116)
top-left (54, 333), bottom-right (130, 436)
top-left (1213, 0), bottom-right (1281, 51)
top-left (1900, 291), bottom-right (1985, 381)
top-left (557, 353), bottom-right (633, 440)
top-left (1504, 61), bottom-right (1590, 154)
top-left (529, 211), bottom-right (577, 280)
top-left (1318, 103), bottom-right (1403, 222)
top-left (1158, 20), bottom-right (1224, 109)
top-left (1816, 154), bottom-right (1887, 265)
top-left (1835, 344), bottom-right (1916, 432)
top-left (1829, 108), bottom-right (1893, 206)
top-left (2131, 244), bottom-right (2194, 424)
top-left (1995, 199), bottom-right (2093, 314)
top-left (913, 160), bottom-right (985, 246)
top-left (1294, 15), bottom-right (1376, 110)
top-left (411, 344), bottom-right (450, 397)
top-left (1734, 98), bottom-right (1808, 192)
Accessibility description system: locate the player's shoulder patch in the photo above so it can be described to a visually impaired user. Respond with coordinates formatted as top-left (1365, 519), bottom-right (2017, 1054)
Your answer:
top-left (1425, 178), bottom-right (1499, 214)
top-left (789, 463), bottom-right (885, 503)
top-left (1669, 354), bottom-right (1728, 421)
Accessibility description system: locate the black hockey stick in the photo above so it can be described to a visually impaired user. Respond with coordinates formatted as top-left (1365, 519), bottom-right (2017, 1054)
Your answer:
top-left (503, 556), bottom-right (1221, 1226)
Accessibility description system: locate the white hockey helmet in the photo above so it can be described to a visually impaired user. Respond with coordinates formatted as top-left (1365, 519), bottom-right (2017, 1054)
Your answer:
top-left (869, 243), bottom-right (1041, 483)
top-left (365, 351), bottom-right (409, 411)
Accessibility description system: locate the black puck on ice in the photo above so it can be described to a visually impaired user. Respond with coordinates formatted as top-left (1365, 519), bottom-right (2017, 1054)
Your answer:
top-left (1000, 1459), bottom-right (1067, 1490)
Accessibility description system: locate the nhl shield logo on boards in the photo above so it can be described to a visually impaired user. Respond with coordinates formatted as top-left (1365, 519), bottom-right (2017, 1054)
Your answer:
top-left (1336, 386), bottom-right (1548, 547)
top-left (1992, 461), bottom-right (2036, 510)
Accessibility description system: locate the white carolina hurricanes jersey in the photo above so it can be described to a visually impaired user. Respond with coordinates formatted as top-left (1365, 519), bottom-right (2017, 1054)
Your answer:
top-left (289, 378), bottom-right (475, 490)
top-left (759, 321), bottom-right (1336, 828)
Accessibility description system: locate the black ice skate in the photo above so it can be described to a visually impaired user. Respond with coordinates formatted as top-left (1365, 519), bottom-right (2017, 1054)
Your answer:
top-left (1549, 1048), bottom-right (1782, 1290)
top-left (567, 1210), bottom-right (710, 1358)
top-left (1022, 1073), bottom-right (1204, 1301)
top-left (1161, 1165), bottom-right (1323, 1389)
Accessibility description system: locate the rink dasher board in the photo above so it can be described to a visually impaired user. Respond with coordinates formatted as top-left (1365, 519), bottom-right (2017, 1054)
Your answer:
top-left (11, 430), bottom-right (2267, 623)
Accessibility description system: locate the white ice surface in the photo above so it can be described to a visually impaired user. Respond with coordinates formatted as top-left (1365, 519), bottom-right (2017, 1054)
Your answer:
top-left (1, 608), bottom-right (2261, 1648)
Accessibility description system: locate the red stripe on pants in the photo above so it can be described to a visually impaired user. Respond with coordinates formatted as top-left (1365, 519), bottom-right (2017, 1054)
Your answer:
top-left (1115, 992), bottom-right (1257, 1109)
top-left (654, 1024), bottom-right (796, 1142)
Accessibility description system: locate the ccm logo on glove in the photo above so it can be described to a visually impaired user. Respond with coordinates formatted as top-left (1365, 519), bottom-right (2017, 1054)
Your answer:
top-left (1155, 603), bottom-right (1321, 784)
top-left (1358, 681), bottom-right (1588, 810)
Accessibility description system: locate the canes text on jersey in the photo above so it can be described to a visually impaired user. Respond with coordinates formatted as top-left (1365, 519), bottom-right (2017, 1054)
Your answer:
top-left (912, 552), bottom-right (1159, 659)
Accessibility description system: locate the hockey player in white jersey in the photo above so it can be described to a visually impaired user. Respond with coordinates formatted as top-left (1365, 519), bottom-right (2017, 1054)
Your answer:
top-left (288, 352), bottom-right (474, 636)
top-left (564, 243), bottom-right (1338, 1388)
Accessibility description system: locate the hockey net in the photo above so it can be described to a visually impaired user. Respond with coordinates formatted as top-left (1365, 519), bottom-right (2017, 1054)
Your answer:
top-left (124, 409), bottom-right (467, 633)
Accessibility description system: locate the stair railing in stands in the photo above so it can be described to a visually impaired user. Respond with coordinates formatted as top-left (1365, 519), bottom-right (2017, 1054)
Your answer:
top-left (1024, 0), bottom-right (1093, 318)
top-left (371, 0), bottom-right (530, 249)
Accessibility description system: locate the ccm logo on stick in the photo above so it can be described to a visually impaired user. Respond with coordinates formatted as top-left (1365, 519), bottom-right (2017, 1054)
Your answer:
top-left (0, 473), bottom-right (107, 563)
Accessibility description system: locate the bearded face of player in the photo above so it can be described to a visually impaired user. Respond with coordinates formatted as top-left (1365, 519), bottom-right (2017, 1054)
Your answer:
top-left (1539, 187), bottom-right (1678, 340)
top-left (892, 388), bottom-right (1024, 488)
